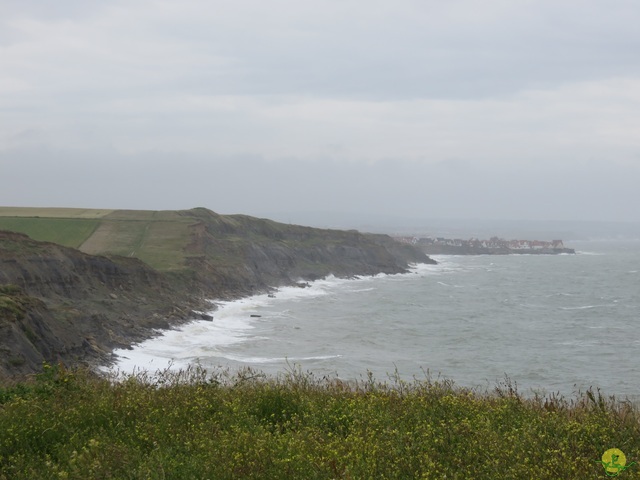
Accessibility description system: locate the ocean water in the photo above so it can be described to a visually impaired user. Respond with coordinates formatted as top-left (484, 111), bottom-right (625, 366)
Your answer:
top-left (110, 240), bottom-right (640, 400)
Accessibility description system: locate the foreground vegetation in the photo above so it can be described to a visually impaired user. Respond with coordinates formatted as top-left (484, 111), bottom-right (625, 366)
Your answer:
top-left (1, 365), bottom-right (639, 479)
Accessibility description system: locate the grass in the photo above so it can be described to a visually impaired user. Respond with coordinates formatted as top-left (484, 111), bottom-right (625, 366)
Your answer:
top-left (1, 365), bottom-right (639, 479)
top-left (0, 285), bottom-right (26, 321)
top-left (0, 218), bottom-right (100, 249)
top-left (79, 215), bottom-right (194, 271)
top-left (0, 208), bottom-right (193, 271)
top-left (0, 207), bottom-right (113, 219)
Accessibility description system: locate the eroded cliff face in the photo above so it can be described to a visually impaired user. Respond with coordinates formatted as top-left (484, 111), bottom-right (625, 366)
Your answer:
top-left (180, 209), bottom-right (433, 297)
top-left (0, 285), bottom-right (67, 378)
top-left (0, 232), bottom-right (198, 379)
top-left (0, 237), bottom-right (164, 299)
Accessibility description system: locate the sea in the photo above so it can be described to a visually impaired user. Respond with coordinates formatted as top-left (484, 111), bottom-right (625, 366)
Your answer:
top-left (109, 240), bottom-right (640, 401)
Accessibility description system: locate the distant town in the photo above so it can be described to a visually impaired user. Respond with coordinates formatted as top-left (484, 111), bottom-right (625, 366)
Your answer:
top-left (394, 236), bottom-right (575, 255)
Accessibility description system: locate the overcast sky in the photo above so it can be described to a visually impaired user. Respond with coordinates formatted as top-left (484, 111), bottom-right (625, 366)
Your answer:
top-left (2, 0), bottom-right (640, 225)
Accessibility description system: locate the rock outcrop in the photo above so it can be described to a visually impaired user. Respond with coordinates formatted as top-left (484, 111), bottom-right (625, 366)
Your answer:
top-left (0, 231), bottom-right (202, 379)
top-left (179, 209), bottom-right (431, 298)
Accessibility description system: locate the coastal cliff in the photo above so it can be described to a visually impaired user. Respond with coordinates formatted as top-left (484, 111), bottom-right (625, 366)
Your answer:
top-left (176, 208), bottom-right (431, 298)
top-left (0, 208), bottom-right (432, 378)
top-left (0, 231), bottom-right (199, 379)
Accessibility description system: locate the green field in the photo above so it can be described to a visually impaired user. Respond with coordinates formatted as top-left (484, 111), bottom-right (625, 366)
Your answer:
top-left (0, 217), bottom-right (101, 249)
top-left (0, 365), bottom-right (638, 479)
top-left (81, 210), bottom-right (194, 271)
top-left (0, 207), bottom-right (114, 219)
top-left (0, 207), bottom-right (193, 271)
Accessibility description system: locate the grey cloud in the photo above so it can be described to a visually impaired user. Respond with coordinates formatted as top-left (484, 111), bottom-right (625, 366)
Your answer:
top-left (172, 2), bottom-right (640, 100)
top-left (1, 0), bottom-right (100, 20)
top-left (6, 1), bottom-right (636, 101)
top-left (1, 1), bottom-right (640, 224)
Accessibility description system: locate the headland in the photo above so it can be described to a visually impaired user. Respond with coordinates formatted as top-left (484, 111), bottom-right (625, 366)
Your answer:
top-left (0, 206), bottom-right (432, 378)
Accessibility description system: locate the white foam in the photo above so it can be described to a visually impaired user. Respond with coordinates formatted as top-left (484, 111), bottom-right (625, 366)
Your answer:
top-left (557, 340), bottom-right (599, 347)
top-left (560, 304), bottom-right (617, 310)
top-left (436, 281), bottom-right (464, 288)
top-left (107, 295), bottom-right (271, 373)
top-left (219, 354), bottom-right (343, 364)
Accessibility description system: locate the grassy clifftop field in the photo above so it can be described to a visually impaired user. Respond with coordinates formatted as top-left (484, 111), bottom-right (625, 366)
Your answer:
top-left (0, 208), bottom-right (105, 250)
top-left (0, 207), bottom-right (194, 271)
